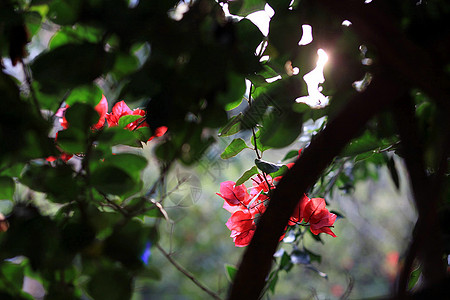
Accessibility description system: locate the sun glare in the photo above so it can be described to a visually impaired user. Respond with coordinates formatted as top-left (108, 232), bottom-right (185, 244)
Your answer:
top-left (296, 48), bottom-right (329, 108)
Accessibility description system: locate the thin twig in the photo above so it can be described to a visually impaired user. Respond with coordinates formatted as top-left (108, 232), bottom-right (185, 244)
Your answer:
top-left (156, 244), bottom-right (223, 300)
top-left (339, 274), bottom-right (354, 300)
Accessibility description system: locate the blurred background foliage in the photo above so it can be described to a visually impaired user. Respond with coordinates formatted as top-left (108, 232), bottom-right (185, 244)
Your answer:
top-left (0, 0), bottom-right (449, 299)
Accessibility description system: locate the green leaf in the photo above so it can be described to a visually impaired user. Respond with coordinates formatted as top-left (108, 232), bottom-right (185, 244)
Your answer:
top-left (228, 0), bottom-right (267, 16)
top-left (144, 208), bottom-right (164, 218)
top-left (47, 0), bottom-right (82, 25)
top-left (218, 113), bottom-right (242, 137)
top-left (110, 52), bottom-right (140, 80)
top-left (65, 84), bottom-right (103, 107)
top-left (217, 73), bottom-right (246, 110)
top-left (0, 262), bottom-right (25, 292)
top-left (102, 153), bottom-right (148, 179)
top-left (260, 111), bottom-right (304, 148)
top-left (224, 264), bottom-right (238, 282)
top-left (282, 150), bottom-right (299, 161)
top-left (269, 165), bottom-right (288, 179)
top-left (0, 176), bottom-right (15, 200)
top-left (31, 43), bottom-right (113, 93)
top-left (104, 220), bottom-right (151, 269)
top-left (251, 129), bottom-right (272, 153)
top-left (118, 115), bottom-right (142, 128)
top-left (354, 151), bottom-right (375, 163)
top-left (341, 131), bottom-right (392, 157)
top-left (268, 273), bottom-right (279, 293)
top-left (24, 11), bottom-right (42, 36)
top-left (49, 25), bottom-right (102, 49)
top-left (20, 164), bottom-right (79, 202)
top-left (408, 266), bottom-right (421, 290)
top-left (97, 127), bottom-right (140, 149)
top-left (220, 138), bottom-right (249, 159)
top-left (279, 252), bottom-right (293, 271)
top-left (64, 102), bottom-right (99, 131)
top-left (91, 166), bottom-right (136, 195)
top-left (235, 166), bottom-right (259, 186)
top-left (56, 127), bottom-right (86, 154)
top-left (255, 158), bottom-right (281, 174)
top-left (292, 103), bottom-right (311, 114)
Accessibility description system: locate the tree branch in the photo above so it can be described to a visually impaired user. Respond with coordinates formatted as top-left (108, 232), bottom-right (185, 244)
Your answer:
top-left (393, 95), bottom-right (446, 297)
top-left (156, 244), bottom-right (222, 300)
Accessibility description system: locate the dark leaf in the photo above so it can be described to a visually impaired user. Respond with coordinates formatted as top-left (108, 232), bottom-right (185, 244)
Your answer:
top-left (290, 249), bottom-right (310, 265)
top-left (31, 43), bottom-right (113, 93)
top-left (87, 267), bottom-right (132, 300)
top-left (260, 110), bottom-right (304, 148)
top-left (90, 166), bottom-right (136, 196)
top-left (255, 158), bottom-right (281, 174)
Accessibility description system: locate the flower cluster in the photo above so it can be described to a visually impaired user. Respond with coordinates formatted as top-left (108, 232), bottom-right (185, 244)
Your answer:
top-left (48, 95), bottom-right (167, 162)
top-left (218, 172), bottom-right (337, 247)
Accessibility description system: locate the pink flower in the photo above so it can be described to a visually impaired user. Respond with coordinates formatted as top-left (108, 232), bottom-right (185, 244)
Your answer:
top-left (106, 100), bottom-right (133, 127)
top-left (226, 211), bottom-right (256, 247)
top-left (92, 94), bottom-right (108, 130)
top-left (291, 196), bottom-right (337, 237)
top-left (106, 100), bottom-right (167, 140)
top-left (216, 181), bottom-right (250, 207)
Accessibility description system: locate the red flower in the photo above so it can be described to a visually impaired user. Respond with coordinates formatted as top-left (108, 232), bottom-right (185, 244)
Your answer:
top-left (148, 126), bottom-right (168, 141)
top-left (46, 131), bottom-right (73, 162)
top-left (219, 168), bottom-right (337, 247)
top-left (226, 210), bottom-right (256, 247)
top-left (93, 94), bottom-right (108, 130)
top-left (106, 100), bottom-right (167, 140)
top-left (251, 173), bottom-right (273, 194)
top-left (106, 100), bottom-right (133, 127)
top-left (288, 194), bottom-right (310, 226)
top-left (216, 181), bottom-right (250, 207)
top-left (300, 196), bottom-right (337, 237)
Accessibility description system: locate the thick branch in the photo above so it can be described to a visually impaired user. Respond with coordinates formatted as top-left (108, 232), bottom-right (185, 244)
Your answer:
top-left (228, 76), bottom-right (402, 299)
top-left (393, 96), bottom-right (446, 296)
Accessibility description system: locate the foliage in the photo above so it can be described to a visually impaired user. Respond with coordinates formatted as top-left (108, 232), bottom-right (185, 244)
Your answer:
top-left (0, 0), bottom-right (449, 299)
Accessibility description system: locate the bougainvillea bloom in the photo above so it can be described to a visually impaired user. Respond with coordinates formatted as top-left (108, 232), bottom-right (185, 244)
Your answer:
top-left (92, 94), bottom-right (108, 130)
top-left (49, 95), bottom-right (166, 163)
top-left (219, 151), bottom-right (337, 247)
top-left (216, 181), bottom-right (250, 207)
top-left (226, 210), bottom-right (256, 247)
top-left (292, 196), bottom-right (337, 237)
top-left (105, 100), bottom-right (167, 140)
top-left (106, 100), bottom-right (134, 127)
